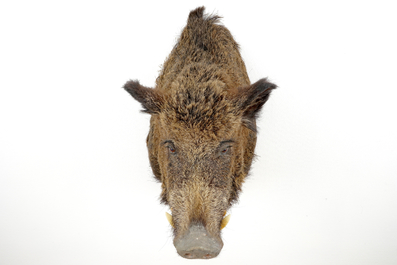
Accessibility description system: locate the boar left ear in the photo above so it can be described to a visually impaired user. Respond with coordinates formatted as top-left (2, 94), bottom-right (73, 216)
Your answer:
top-left (124, 80), bottom-right (163, 114)
top-left (233, 78), bottom-right (277, 130)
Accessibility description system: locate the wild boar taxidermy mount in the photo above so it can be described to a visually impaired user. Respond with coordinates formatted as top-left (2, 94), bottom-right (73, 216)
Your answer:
top-left (124, 6), bottom-right (276, 259)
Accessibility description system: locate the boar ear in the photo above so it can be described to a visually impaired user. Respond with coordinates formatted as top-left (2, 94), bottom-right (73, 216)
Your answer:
top-left (233, 78), bottom-right (277, 130)
top-left (124, 80), bottom-right (163, 114)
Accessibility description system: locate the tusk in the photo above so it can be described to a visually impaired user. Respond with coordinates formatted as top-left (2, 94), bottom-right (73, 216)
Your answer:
top-left (165, 212), bottom-right (174, 228)
top-left (220, 214), bottom-right (231, 230)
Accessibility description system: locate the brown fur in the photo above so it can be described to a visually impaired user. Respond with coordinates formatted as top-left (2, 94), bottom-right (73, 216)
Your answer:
top-left (124, 6), bottom-right (276, 243)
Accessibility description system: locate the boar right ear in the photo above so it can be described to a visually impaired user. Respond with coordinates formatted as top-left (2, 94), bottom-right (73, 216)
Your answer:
top-left (232, 78), bottom-right (277, 131)
top-left (124, 80), bottom-right (163, 114)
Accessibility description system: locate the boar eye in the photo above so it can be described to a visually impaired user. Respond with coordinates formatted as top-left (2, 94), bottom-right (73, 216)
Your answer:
top-left (168, 146), bottom-right (176, 153)
top-left (219, 140), bottom-right (234, 155)
top-left (221, 147), bottom-right (229, 153)
top-left (162, 140), bottom-right (177, 154)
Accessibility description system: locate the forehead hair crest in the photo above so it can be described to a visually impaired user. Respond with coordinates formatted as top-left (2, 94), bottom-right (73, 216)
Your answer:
top-left (164, 80), bottom-right (237, 133)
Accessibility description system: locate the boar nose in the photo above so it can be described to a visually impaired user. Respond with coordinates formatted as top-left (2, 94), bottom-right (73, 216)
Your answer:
top-left (174, 224), bottom-right (223, 259)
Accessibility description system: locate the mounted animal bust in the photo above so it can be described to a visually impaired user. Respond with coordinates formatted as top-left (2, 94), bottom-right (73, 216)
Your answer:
top-left (124, 6), bottom-right (276, 259)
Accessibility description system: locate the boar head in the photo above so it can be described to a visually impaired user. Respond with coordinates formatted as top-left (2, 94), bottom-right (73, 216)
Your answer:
top-left (124, 77), bottom-right (276, 259)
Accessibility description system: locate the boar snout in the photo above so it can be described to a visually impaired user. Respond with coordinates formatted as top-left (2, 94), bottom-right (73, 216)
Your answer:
top-left (174, 224), bottom-right (223, 259)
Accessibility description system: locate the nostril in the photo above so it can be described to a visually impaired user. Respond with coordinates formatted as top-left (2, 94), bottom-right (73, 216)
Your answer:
top-left (204, 254), bottom-right (212, 259)
top-left (185, 253), bottom-right (193, 259)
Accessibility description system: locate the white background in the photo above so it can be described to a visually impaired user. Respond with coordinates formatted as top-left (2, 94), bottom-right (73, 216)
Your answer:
top-left (1, 0), bottom-right (396, 264)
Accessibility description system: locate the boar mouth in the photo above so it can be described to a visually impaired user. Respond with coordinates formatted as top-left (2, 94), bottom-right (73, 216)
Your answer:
top-left (165, 212), bottom-right (231, 259)
top-left (174, 223), bottom-right (223, 259)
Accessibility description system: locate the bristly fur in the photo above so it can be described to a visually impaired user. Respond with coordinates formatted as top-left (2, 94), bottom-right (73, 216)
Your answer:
top-left (124, 6), bottom-right (276, 251)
